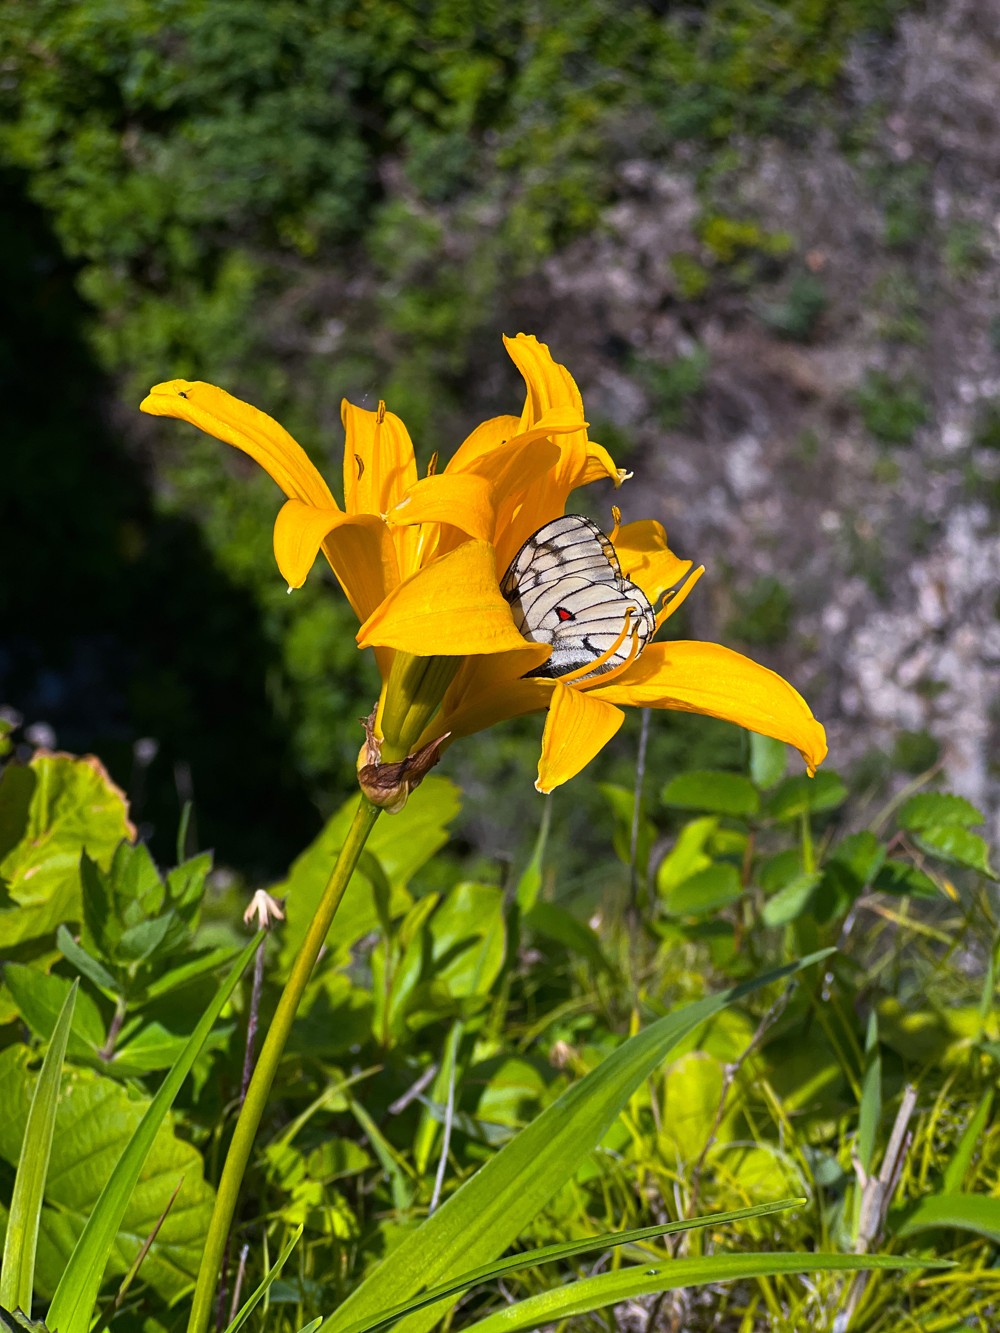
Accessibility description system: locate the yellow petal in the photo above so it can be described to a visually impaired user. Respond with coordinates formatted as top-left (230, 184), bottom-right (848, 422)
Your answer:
top-left (273, 500), bottom-right (399, 627)
top-left (141, 380), bottom-right (336, 508)
top-left (614, 520), bottom-right (693, 607)
top-left (500, 335), bottom-right (627, 547)
top-left (535, 680), bottom-right (625, 793)
top-left (591, 641), bottom-right (828, 773)
top-left (504, 333), bottom-right (586, 433)
top-left (387, 473), bottom-right (497, 543)
top-left (273, 499), bottom-right (344, 589)
top-left (446, 415), bottom-right (522, 474)
top-left (356, 540), bottom-right (534, 657)
top-left (578, 444), bottom-right (628, 487)
top-left (342, 399), bottom-right (420, 579)
top-left (428, 649), bottom-right (556, 743)
top-left (341, 400), bottom-right (418, 515)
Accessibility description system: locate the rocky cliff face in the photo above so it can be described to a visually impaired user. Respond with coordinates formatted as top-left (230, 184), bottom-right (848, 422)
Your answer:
top-left (507, 0), bottom-right (1000, 838)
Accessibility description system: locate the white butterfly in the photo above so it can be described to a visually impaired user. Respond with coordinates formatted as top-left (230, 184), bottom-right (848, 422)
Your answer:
top-left (500, 514), bottom-right (655, 682)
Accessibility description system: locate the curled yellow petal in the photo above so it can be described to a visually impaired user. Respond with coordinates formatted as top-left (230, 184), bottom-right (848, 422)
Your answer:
top-left (141, 380), bottom-right (335, 508)
top-left (273, 501), bottom-right (399, 633)
top-left (273, 499), bottom-right (344, 589)
top-left (614, 520), bottom-right (693, 607)
top-left (387, 473), bottom-right (497, 543)
top-left (357, 540), bottom-right (534, 657)
top-left (535, 680), bottom-right (625, 793)
top-left (446, 415), bottom-right (522, 474)
top-left (591, 641), bottom-right (828, 773)
top-left (504, 333), bottom-right (586, 433)
top-left (428, 650), bottom-right (555, 744)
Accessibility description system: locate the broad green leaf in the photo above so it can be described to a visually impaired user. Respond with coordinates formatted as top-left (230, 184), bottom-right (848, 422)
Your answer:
top-left (826, 831), bottom-right (886, 888)
top-left (455, 1253), bottom-right (940, 1332)
top-left (44, 932), bottom-right (261, 1333)
top-left (913, 826), bottom-right (995, 878)
top-left (333, 1200), bottom-right (802, 1333)
top-left (665, 863), bottom-right (742, 917)
top-left (658, 1052), bottom-right (730, 1163)
top-left (896, 793), bottom-right (983, 832)
top-left (0, 754), bottom-right (133, 948)
top-left (662, 771), bottom-right (759, 818)
top-left (896, 1192), bottom-right (1000, 1245)
top-left (764, 772), bottom-right (847, 821)
top-left (761, 872), bottom-right (821, 927)
top-left (429, 883), bottom-right (505, 999)
top-left (749, 733), bottom-right (787, 789)
top-left (0, 1047), bottom-right (214, 1303)
top-left (320, 951), bottom-right (832, 1333)
top-left (656, 817), bottom-right (717, 895)
top-left (0, 982), bottom-right (77, 1317)
top-left (2, 966), bottom-right (105, 1059)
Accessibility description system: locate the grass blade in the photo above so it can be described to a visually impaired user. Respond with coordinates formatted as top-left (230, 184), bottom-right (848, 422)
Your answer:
top-left (46, 933), bottom-right (263, 1333)
top-left (456, 1253), bottom-right (949, 1332)
top-left (220, 1225), bottom-right (303, 1333)
top-left (336, 1199), bottom-right (804, 1333)
top-left (0, 979), bottom-right (78, 1318)
top-left (322, 950), bottom-right (833, 1333)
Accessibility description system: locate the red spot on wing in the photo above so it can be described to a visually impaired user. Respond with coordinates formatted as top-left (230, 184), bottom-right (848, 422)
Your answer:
top-left (556, 606), bottom-right (574, 622)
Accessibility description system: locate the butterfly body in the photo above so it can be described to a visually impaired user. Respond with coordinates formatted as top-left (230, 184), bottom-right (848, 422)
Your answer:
top-left (500, 514), bottom-right (655, 681)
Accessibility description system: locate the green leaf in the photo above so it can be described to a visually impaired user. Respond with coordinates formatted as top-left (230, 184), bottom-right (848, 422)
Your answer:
top-left (55, 926), bottom-right (118, 995)
top-left (872, 860), bottom-right (940, 898)
top-left (454, 1253), bottom-right (942, 1332)
top-left (896, 1192), bottom-right (1000, 1245)
top-left (749, 733), bottom-right (787, 790)
top-left (912, 826), bottom-right (995, 878)
top-left (896, 793), bottom-right (984, 832)
top-left (0, 754), bottom-right (133, 948)
top-left (764, 772), bottom-right (847, 821)
top-left (320, 951), bottom-right (833, 1333)
top-left (0, 981), bottom-right (77, 1317)
top-left (44, 932), bottom-right (261, 1333)
top-left (942, 1092), bottom-right (993, 1194)
top-left (662, 771), bottom-right (759, 818)
top-left (2, 966), bottom-right (105, 1059)
top-left (429, 883), bottom-right (506, 999)
top-left (523, 903), bottom-right (612, 973)
top-left (664, 863), bottom-right (742, 917)
top-left (655, 817), bottom-right (717, 896)
top-left (761, 872), bottom-right (822, 927)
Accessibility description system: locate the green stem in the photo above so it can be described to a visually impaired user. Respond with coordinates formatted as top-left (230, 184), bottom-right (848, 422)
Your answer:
top-left (188, 795), bottom-right (382, 1333)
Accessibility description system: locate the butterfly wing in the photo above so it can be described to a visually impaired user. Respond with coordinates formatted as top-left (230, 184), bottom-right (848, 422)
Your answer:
top-left (501, 514), bottom-right (655, 681)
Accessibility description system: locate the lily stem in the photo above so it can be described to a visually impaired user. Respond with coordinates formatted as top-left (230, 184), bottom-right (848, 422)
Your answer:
top-left (188, 795), bottom-right (382, 1333)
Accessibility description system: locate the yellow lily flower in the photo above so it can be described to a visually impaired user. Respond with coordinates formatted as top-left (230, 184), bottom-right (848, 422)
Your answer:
top-left (140, 334), bottom-right (826, 795)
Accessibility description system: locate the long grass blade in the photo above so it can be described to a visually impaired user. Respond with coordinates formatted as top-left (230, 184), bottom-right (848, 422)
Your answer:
top-left (0, 980), bottom-right (78, 1318)
top-left (335, 1199), bottom-right (804, 1333)
top-left (456, 1253), bottom-right (948, 1332)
